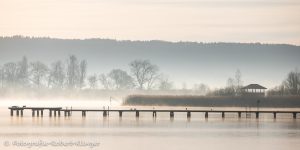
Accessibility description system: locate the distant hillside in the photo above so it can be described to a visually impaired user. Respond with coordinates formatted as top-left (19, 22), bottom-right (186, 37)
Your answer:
top-left (1, 36), bottom-right (300, 88)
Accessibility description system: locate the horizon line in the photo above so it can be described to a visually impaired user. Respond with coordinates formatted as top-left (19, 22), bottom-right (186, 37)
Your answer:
top-left (1, 35), bottom-right (299, 47)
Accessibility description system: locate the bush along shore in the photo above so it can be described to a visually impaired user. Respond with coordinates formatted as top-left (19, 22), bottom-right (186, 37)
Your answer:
top-left (123, 95), bottom-right (300, 108)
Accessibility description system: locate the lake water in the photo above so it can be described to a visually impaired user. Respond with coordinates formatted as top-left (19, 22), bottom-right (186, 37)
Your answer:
top-left (0, 100), bottom-right (300, 150)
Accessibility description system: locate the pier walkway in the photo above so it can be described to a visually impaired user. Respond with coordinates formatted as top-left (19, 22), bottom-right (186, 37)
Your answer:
top-left (8, 106), bottom-right (300, 119)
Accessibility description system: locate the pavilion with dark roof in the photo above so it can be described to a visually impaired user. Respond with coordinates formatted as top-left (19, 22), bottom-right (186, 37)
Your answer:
top-left (241, 84), bottom-right (267, 96)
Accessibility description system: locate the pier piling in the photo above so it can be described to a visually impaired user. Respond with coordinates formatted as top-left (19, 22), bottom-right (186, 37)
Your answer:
top-left (170, 111), bottom-right (174, 118)
top-left (293, 112), bottom-right (297, 119)
top-left (103, 110), bottom-right (107, 117)
top-left (273, 112), bottom-right (277, 119)
top-left (82, 111), bottom-right (86, 117)
top-left (256, 112), bottom-right (259, 118)
top-left (222, 112), bottom-right (225, 118)
top-left (32, 110), bottom-right (35, 117)
top-left (153, 111), bottom-right (157, 117)
top-left (119, 111), bottom-right (122, 117)
top-left (187, 111), bottom-right (191, 118)
top-left (136, 111), bottom-right (139, 117)
top-left (205, 112), bottom-right (208, 118)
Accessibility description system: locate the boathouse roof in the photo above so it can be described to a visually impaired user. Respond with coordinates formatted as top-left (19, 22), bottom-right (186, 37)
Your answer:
top-left (241, 84), bottom-right (267, 89)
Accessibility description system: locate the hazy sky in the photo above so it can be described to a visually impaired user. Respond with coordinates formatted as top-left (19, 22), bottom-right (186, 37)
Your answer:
top-left (0, 0), bottom-right (299, 45)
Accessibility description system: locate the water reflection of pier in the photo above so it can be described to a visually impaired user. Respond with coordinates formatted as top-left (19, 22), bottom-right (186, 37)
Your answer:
top-left (8, 106), bottom-right (299, 119)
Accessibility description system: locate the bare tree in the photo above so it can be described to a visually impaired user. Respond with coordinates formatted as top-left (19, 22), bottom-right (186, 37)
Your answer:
top-left (30, 61), bottom-right (48, 88)
top-left (79, 60), bottom-right (87, 89)
top-left (268, 83), bottom-right (287, 96)
top-left (225, 77), bottom-right (235, 96)
top-left (284, 70), bottom-right (300, 95)
top-left (2, 62), bottom-right (18, 87)
top-left (234, 69), bottom-right (243, 95)
top-left (193, 83), bottom-right (209, 95)
top-left (16, 56), bottom-right (29, 88)
top-left (182, 82), bottom-right (187, 90)
top-left (108, 69), bottom-right (134, 89)
top-left (88, 74), bottom-right (97, 89)
top-left (49, 61), bottom-right (65, 89)
top-left (208, 70), bottom-right (243, 96)
top-left (0, 66), bottom-right (4, 88)
top-left (158, 76), bottom-right (173, 90)
top-left (129, 59), bottom-right (159, 90)
top-left (98, 74), bottom-right (113, 90)
top-left (66, 55), bottom-right (79, 89)
top-left (146, 68), bottom-right (160, 90)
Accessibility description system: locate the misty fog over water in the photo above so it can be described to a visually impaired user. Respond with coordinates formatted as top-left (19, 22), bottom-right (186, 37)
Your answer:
top-left (1, 102), bottom-right (300, 150)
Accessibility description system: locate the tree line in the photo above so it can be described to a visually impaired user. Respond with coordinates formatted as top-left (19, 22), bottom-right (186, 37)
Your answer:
top-left (0, 55), bottom-right (173, 91)
top-left (267, 69), bottom-right (300, 96)
top-left (207, 69), bottom-right (243, 96)
top-left (208, 69), bottom-right (300, 96)
top-left (0, 55), bottom-right (299, 96)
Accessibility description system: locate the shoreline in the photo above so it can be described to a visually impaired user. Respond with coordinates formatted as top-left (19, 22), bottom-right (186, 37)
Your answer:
top-left (124, 95), bottom-right (300, 108)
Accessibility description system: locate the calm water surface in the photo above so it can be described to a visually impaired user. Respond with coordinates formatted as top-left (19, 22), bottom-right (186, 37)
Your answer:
top-left (0, 100), bottom-right (300, 150)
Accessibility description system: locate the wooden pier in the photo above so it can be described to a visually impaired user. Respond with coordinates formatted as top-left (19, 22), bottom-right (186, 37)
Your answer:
top-left (8, 106), bottom-right (300, 119)
top-left (8, 107), bottom-right (63, 117)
